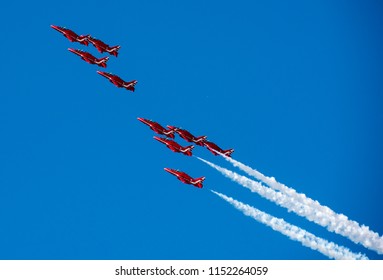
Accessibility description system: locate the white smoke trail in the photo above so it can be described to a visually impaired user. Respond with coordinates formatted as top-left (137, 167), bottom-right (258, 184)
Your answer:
top-left (211, 190), bottom-right (368, 260)
top-left (219, 155), bottom-right (383, 255)
top-left (198, 156), bottom-right (383, 254)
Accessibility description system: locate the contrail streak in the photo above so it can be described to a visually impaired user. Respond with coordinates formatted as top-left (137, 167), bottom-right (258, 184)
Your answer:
top-left (211, 190), bottom-right (368, 260)
top-left (198, 156), bottom-right (383, 254)
top-left (219, 155), bottom-right (383, 255)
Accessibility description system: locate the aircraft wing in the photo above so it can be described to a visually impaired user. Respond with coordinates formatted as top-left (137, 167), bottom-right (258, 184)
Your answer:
top-left (65, 35), bottom-right (76, 42)
top-left (168, 145), bottom-right (179, 152)
top-left (95, 46), bottom-right (104, 53)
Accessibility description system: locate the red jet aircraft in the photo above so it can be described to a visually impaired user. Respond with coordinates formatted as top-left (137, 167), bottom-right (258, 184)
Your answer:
top-left (167, 125), bottom-right (207, 146)
top-left (87, 36), bottom-right (120, 57)
top-left (51, 25), bottom-right (89, 46)
top-left (68, 48), bottom-right (109, 68)
top-left (97, 71), bottom-right (137, 91)
top-left (137, 118), bottom-right (176, 138)
top-left (164, 168), bottom-right (205, 188)
top-left (154, 136), bottom-right (194, 156)
top-left (203, 140), bottom-right (234, 157)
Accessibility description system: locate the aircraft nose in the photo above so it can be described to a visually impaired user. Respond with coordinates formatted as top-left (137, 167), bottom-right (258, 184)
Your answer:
top-left (50, 25), bottom-right (59, 31)
top-left (137, 117), bottom-right (145, 123)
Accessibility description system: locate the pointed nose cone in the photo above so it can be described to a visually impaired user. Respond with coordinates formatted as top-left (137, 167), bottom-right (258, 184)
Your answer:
top-left (164, 168), bottom-right (171, 174)
top-left (97, 71), bottom-right (106, 77)
top-left (153, 136), bottom-right (161, 141)
top-left (68, 48), bottom-right (75, 54)
top-left (137, 117), bottom-right (145, 124)
top-left (167, 125), bottom-right (176, 130)
top-left (50, 25), bottom-right (61, 32)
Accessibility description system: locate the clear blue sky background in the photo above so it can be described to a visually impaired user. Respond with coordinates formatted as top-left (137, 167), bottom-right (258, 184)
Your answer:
top-left (1, 0), bottom-right (382, 260)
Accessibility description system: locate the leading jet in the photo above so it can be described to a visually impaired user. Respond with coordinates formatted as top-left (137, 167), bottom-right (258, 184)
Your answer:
top-left (167, 125), bottom-right (207, 146)
top-left (137, 118), bottom-right (176, 138)
top-left (87, 36), bottom-right (120, 57)
top-left (154, 136), bottom-right (194, 156)
top-left (51, 25), bottom-right (89, 46)
top-left (97, 71), bottom-right (137, 91)
top-left (164, 168), bottom-right (205, 188)
top-left (68, 48), bottom-right (109, 68)
top-left (203, 140), bottom-right (234, 157)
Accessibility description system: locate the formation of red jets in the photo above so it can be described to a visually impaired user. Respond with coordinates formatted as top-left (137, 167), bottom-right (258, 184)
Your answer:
top-left (52, 24), bottom-right (235, 190)
top-left (138, 117), bottom-right (234, 188)
top-left (51, 25), bottom-right (137, 92)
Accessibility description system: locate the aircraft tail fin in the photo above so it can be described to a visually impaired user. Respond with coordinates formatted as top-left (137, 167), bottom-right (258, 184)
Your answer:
top-left (164, 130), bottom-right (175, 139)
top-left (97, 56), bottom-right (109, 68)
top-left (78, 35), bottom-right (89, 46)
top-left (194, 136), bottom-right (207, 146)
top-left (167, 126), bottom-right (178, 134)
top-left (223, 149), bottom-right (234, 157)
top-left (193, 176), bottom-right (205, 188)
top-left (184, 145), bottom-right (194, 156)
top-left (110, 46), bottom-right (120, 57)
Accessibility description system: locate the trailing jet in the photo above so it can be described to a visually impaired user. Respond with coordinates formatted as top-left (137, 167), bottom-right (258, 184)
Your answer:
top-left (87, 36), bottom-right (120, 57)
top-left (203, 140), bottom-right (234, 157)
top-left (68, 48), bottom-right (109, 68)
top-left (154, 136), bottom-right (194, 156)
top-left (97, 71), bottom-right (137, 91)
top-left (164, 168), bottom-right (205, 188)
top-left (137, 118), bottom-right (176, 138)
top-left (167, 125), bottom-right (207, 146)
top-left (51, 25), bottom-right (89, 46)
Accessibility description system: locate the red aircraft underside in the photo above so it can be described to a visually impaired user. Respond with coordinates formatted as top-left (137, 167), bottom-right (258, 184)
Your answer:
top-left (137, 118), bottom-right (176, 138)
top-left (51, 25), bottom-right (89, 46)
top-left (167, 125), bottom-right (207, 146)
top-left (87, 36), bottom-right (120, 57)
top-left (164, 168), bottom-right (205, 188)
top-left (68, 48), bottom-right (109, 68)
top-left (97, 71), bottom-right (137, 91)
top-left (203, 140), bottom-right (234, 157)
top-left (154, 136), bottom-right (194, 156)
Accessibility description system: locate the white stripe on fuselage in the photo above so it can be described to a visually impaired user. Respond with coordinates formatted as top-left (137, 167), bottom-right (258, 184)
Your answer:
top-left (106, 46), bottom-right (119, 52)
top-left (94, 59), bottom-right (107, 64)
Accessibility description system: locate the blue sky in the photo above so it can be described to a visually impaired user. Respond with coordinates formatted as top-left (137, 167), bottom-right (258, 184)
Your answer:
top-left (1, 0), bottom-right (382, 260)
